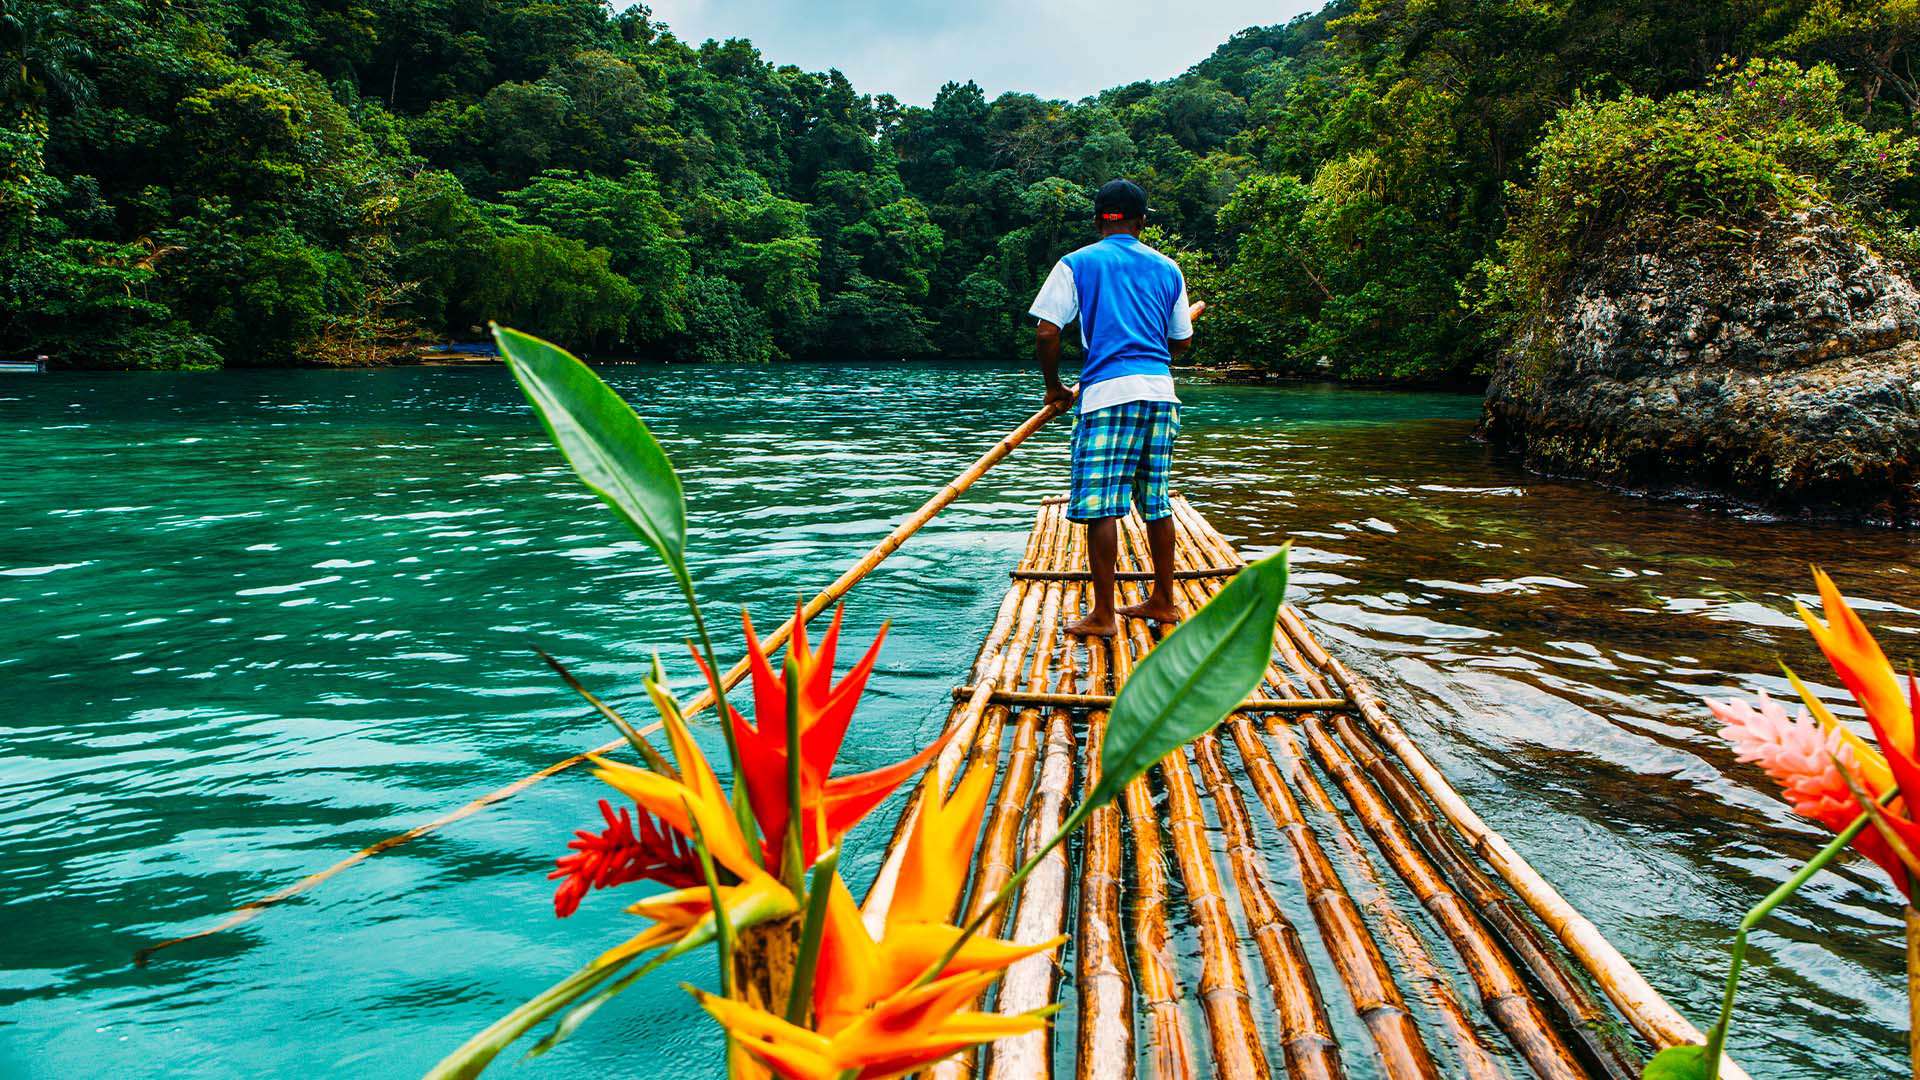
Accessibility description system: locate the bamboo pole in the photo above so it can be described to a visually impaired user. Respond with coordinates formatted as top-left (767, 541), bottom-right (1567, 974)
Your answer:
top-left (948, 687), bottom-right (1350, 713)
top-left (957, 513), bottom-right (1076, 936)
top-left (1236, 588), bottom-right (1634, 1076)
top-left (985, 706), bottom-right (1079, 1080)
top-left (1159, 503), bottom-right (1704, 1076)
top-left (1112, 526), bottom-right (1269, 1079)
top-left (1159, 500), bottom-right (1582, 1077)
top-left (1155, 513), bottom-right (1444, 1080)
top-left (1328, 709), bottom-right (1640, 1080)
top-left (930, 510), bottom-right (1079, 1080)
top-left (1076, 693), bottom-right (1136, 1080)
top-left (141, 402), bottom-right (1071, 963)
top-left (1106, 587), bottom-right (1200, 1079)
top-left (1252, 710), bottom-right (1509, 1080)
top-left (1153, 715), bottom-right (1270, 1077)
top-left (1277, 610), bottom-right (1749, 1079)
top-left (1300, 713), bottom-right (1584, 1080)
top-left (1191, 731), bottom-right (1353, 1080)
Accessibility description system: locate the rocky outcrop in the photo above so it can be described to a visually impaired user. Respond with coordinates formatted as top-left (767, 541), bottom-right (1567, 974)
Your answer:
top-left (1482, 207), bottom-right (1920, 523)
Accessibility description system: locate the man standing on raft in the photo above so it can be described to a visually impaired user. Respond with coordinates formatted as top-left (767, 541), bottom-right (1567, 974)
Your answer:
top-left (1030, 178), bottom-right (1204, 638)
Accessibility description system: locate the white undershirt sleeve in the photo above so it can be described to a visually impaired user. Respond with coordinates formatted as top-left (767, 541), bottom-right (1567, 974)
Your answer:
top-left (1028, 261), bottom-right (1078, 329)
top-left (1168, 280), bottom-right (1194, 341)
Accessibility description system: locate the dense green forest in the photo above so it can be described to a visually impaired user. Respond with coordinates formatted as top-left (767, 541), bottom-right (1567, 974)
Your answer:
top-left (3, 0), bottom-right (1917, 378)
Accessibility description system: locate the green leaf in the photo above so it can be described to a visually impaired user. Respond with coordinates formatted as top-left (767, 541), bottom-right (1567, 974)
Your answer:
top-left (493, 324), bottom-right (687, 572)
top-left (1086, 544), bottom-right (1290, 811)
top-left (1641, 1044), bottom-right (1713, 1080)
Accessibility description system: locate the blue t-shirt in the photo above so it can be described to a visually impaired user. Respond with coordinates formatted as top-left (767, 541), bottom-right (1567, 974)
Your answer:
top-left (1028, 234), bottom-right (1192, 390)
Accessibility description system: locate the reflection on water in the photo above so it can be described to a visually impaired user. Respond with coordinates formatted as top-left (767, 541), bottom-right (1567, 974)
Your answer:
top-left (1, 366), bottom-right (1914, 1077)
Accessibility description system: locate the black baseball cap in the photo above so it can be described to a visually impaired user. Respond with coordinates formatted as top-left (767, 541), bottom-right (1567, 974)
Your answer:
top-left (1094, 179), bottom-right (1150, 222)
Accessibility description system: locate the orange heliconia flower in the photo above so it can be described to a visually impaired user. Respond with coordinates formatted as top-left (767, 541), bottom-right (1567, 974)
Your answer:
top-left (1795, 569), bottom-right (1914, 776)
top-left (698, 761), bottom-right (1065, 1080)
top-left (718, 603), bottom-right (956, 867)
top-left (696, 972), bottom-right (1044, 1080)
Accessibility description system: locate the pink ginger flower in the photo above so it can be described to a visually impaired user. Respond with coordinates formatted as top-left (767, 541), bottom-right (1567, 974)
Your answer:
top-left (1711, 692), bottom-right (1859, 833)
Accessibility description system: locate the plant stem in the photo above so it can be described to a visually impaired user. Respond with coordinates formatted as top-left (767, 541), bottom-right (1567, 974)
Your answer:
top-left (675, 567), bottom-right (761, 864)
top-left (1702, 802), bottom-right (1883, 1078)
top-left (785, 846), bottom-right (839, 1025)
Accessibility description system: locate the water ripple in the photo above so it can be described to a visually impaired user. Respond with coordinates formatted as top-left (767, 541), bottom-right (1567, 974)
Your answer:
top-left (1, 366), bottom-right (1915, 1077)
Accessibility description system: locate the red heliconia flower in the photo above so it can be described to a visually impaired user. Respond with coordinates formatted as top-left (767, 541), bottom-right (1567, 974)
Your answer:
top-left (549, 799), bottom-right (701, 917)
top-left (698, 602), bottom-right (955, 868)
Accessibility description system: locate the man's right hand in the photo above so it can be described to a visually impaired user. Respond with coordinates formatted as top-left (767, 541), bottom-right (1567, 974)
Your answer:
top-left (1044, 382), bottom-right (1077, 411)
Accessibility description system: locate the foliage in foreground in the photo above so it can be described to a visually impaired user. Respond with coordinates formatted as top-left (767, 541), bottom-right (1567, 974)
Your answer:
top-left (425, 326), bottom-right (1292, 1077)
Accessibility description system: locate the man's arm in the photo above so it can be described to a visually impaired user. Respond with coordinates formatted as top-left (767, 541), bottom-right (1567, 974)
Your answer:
top-left (1167, 299), bottom-right (1205, 360)
top-left (1029, 260), bottom-right (1079, 410)
top-left (1037, 320), bottom-right (1074, 410)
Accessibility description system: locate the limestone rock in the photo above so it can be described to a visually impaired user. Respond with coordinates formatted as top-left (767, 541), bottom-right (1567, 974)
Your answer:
top-left (1482, 207), bottom-right (1920, 523)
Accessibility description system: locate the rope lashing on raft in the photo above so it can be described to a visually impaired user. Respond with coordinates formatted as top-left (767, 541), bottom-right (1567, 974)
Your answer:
top-left (133, 398), bottom-right (1072, 966)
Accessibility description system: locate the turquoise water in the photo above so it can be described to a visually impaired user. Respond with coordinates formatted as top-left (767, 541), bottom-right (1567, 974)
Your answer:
top-left (2, 365), bottom-right (1916, 1077)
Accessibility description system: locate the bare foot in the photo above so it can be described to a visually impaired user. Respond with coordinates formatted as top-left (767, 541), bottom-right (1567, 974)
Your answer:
top-left (1118, 598), bottom-right (1184, 625)
top-left (1065, 612), bottom-right (1119, 638)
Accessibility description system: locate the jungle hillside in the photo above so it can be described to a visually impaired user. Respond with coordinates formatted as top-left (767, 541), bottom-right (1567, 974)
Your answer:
top-left (4, 0), bottom-right (1918, 380)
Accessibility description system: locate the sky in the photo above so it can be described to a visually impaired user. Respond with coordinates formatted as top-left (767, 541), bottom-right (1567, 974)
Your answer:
top-left (637, 1), bottom-right (1322, 105)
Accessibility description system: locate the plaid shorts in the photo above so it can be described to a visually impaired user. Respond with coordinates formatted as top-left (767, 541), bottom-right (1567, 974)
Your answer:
top-left (1068, 400), bottom-right (1181, 523)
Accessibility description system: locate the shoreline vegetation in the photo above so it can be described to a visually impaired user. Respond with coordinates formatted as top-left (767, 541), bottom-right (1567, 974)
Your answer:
top-left (7, 0), bottom-right (1920, 383)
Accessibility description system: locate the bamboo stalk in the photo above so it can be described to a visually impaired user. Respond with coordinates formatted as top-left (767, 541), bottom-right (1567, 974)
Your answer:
top-left (1232, 599), bottom-right (1632, 1077)
top-left (1077, 692), bottom-right (1135, 1080)
top-left (962, 514), bottom-right (1077, 936)
top-left (1300, 714), bottom-right (1584, 1080)
top-left (1253, 711), bottom-right (1509, 1080)
top-left (1234, 580), bottom-right (1637, 1078)
top-left (1328, 708), bottom-right (1640, 1080)
top-left (1112, 526), bottom-right (1269, 1079)
top-left (929, 511), bottom-right (1080, 1080)
top-left (1106, 588), bottom-right (1200, 1079)
top-left (1011, 566), bottom-right (1241, 582)
top-left (1191, 730), bottom-right (1353, 1080)
top-left (985, 707), bottom-right (1079, 1079)
top-left (948, 687), bottom-right (1349, 713)
top-left (1160, 502), bottom-right (1581, 1076)
top-left (1157, 720), bottom-right (1271, 1078)
top-left (1154, 513), bottom-right (1451, 1079)
top-left (1171, 498), bottom-right (1668, 1078)
top-left (1272, 607), bottom-right (1744, 1077)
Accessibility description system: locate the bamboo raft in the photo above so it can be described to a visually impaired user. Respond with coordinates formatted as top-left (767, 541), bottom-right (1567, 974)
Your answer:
top-left (862, 495), bottom-right (1746, 1080)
